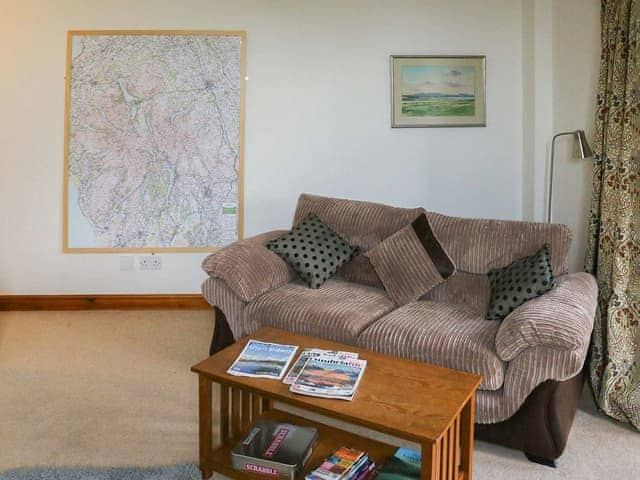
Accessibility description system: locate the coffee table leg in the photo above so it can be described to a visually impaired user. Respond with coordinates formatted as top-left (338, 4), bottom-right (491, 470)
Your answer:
top-left (460, 394), bottom-right (476, 480)
top-left (421, 441), bottom-right (439, 479)
top-left (198, 375), bottom-right (213, 479)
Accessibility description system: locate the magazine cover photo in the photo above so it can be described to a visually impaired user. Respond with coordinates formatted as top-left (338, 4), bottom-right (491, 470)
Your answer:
top-left (227, 340), bottom-right (298, 379)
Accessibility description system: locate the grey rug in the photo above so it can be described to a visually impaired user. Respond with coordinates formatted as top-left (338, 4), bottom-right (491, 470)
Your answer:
top-left (0, 465), bottom-right (201, 480)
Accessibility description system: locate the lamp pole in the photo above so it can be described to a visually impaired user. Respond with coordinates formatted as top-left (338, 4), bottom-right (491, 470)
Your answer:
top-left (547, 130), bottom-right (593, 223)
top-left (547, 131), bottom-right (578, 223)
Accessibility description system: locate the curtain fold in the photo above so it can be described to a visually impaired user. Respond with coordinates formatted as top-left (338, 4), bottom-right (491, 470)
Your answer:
top-left (586, 0), bottom-right (640, 430)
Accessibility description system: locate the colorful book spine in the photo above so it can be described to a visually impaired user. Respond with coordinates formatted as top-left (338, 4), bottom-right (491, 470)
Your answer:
top-left (350, 459), bottom-right (377, 480)
top-left (305, 447), bottom-right (366, 480)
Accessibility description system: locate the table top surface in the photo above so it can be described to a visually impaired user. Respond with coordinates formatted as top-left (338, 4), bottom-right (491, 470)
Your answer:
top-left (191, 327), bottom-right (482, 443)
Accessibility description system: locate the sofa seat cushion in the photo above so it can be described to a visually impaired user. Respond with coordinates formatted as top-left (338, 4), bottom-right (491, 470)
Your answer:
top-left (246, 278), bottom-right (396, 345)
top-left (421, 271), bottom-right (491, 314)
top-left (357, 301), bottom-right (505, 390)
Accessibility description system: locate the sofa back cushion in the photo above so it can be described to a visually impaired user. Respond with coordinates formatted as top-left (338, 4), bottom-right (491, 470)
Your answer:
top-left (292, 194), bottom-right (573, 289)
top-left (293, 194), bottom-right (425, 288)
top-left (426, 212), bottom-right (572, 275)
top-left (293, 193), bottom-right (424, 250)
top-left (422, 271), bottom-right (491, 314)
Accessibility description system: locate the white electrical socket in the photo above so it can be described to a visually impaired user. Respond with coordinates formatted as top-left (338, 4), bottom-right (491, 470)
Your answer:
top-left (140, 255), bottom-right (161, 270)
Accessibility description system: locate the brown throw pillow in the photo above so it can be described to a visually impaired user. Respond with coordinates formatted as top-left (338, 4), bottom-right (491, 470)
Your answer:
top-left (365, 214), bottom-right (455, 305)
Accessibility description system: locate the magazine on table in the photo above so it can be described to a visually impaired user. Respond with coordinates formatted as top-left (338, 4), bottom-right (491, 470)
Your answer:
top-left (227, 340), bottom-right (298, 379)
top-left (290, 356), bottom-right (367, 401)
top-left (283, 348), bottom-right (358, 384)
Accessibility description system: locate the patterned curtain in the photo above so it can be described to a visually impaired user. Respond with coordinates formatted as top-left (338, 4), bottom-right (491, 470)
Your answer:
top-left (586, 0), bottom-right (640, 429)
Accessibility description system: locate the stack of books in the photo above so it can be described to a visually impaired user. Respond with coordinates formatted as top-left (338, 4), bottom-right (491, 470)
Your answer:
top-left (306, 447), bottom-right (377, 480)
top-left (231, 419), bottom-right (319, 480)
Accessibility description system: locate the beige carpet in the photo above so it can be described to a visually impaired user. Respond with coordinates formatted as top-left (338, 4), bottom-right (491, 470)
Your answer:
top-left (1, 311), bottom-right (639, 479)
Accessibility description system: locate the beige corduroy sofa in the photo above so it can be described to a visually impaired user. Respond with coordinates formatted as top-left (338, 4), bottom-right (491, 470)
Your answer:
top-left (200, 193), bottom-right (597, 466)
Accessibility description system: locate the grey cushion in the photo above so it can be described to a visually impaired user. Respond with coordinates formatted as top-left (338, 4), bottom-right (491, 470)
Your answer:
top-left (267, 214), bottom-right (359, 288)
top-left (486, 244), bottom-right (556, 320)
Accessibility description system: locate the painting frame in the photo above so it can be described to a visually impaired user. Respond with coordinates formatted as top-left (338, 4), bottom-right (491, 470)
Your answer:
top-left (62, 30), bottom-right (246, 253)
top-left (390, 55), bottom-right (486, 128)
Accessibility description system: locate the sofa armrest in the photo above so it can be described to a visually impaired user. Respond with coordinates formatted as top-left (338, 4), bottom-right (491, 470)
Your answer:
top-left (201, 230), bottom-right (295, 302)
top-left (495, 272), bottom-right (598, 362)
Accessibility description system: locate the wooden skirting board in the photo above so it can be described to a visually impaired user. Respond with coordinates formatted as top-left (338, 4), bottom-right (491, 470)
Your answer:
top-left (0, 294), bottom-right (210, 311)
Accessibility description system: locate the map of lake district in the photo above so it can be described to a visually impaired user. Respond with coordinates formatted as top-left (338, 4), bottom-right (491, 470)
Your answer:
top-left (66, 33), bottom-right (243, 250)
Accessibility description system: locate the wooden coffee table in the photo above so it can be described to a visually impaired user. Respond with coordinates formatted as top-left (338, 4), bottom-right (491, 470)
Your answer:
top-left (191, 327), bottom-right (481, 480)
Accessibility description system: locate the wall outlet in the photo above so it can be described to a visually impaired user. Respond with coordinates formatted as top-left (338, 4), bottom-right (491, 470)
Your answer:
top-left (140, 255), bottom-right (161, 270)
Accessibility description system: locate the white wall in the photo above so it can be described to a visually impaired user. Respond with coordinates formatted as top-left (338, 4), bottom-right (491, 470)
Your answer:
top-left (521, 0), bottom-right (554, 223)
top-left (551, 0), bottom-right (600, 271)
top-left (521, 0), bottom-right (600, 272)
top-left (0, 0), bottom-right (525, 294)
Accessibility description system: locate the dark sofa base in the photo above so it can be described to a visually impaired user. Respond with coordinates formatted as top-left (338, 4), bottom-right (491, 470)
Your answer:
top-left (209, 309), bottom-right (584, 464)
top-left (209, 307), bottom-right (235, 355)
top-left (475, 372), bottom-right (585, 464)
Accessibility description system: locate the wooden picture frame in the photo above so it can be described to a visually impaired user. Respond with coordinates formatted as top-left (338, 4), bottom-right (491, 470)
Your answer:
top-left (63, 30), bottom-right (246, 253)
top-left (390, 55), bottom-right (486, 128)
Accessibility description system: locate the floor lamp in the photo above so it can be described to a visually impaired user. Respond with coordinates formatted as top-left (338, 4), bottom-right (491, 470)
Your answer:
top-left (547, 129), bottom-right (594, 223)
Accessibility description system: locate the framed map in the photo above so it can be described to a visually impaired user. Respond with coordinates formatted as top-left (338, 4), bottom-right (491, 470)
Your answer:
top-left (63, 30), bottom-right (245, 252)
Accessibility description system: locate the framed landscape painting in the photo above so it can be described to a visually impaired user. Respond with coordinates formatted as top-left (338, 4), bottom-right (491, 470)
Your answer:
top-left (391, 55), bottom-right (486, 127)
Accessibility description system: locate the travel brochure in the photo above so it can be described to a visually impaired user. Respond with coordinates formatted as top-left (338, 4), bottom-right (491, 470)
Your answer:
top-left (227, 341), bottom-right (367, 401)
top-left (227, 340), bottom-right (298, 379)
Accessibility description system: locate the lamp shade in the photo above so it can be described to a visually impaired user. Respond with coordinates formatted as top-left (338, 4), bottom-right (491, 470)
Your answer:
top-left (576, 130), bottom-right (593, 159)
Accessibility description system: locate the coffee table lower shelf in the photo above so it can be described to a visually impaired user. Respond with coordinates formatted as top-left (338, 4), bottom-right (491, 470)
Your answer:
top-left (198, 381), bottom-right (466, 480)
top-left (209, 409), bottom-right (398, 480)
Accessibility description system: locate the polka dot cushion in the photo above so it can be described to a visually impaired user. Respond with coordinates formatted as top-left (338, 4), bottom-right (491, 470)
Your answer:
top-left (266, 214), bottom-right (360, 289)
top-left (486, 244), bottom-right (556, 321)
